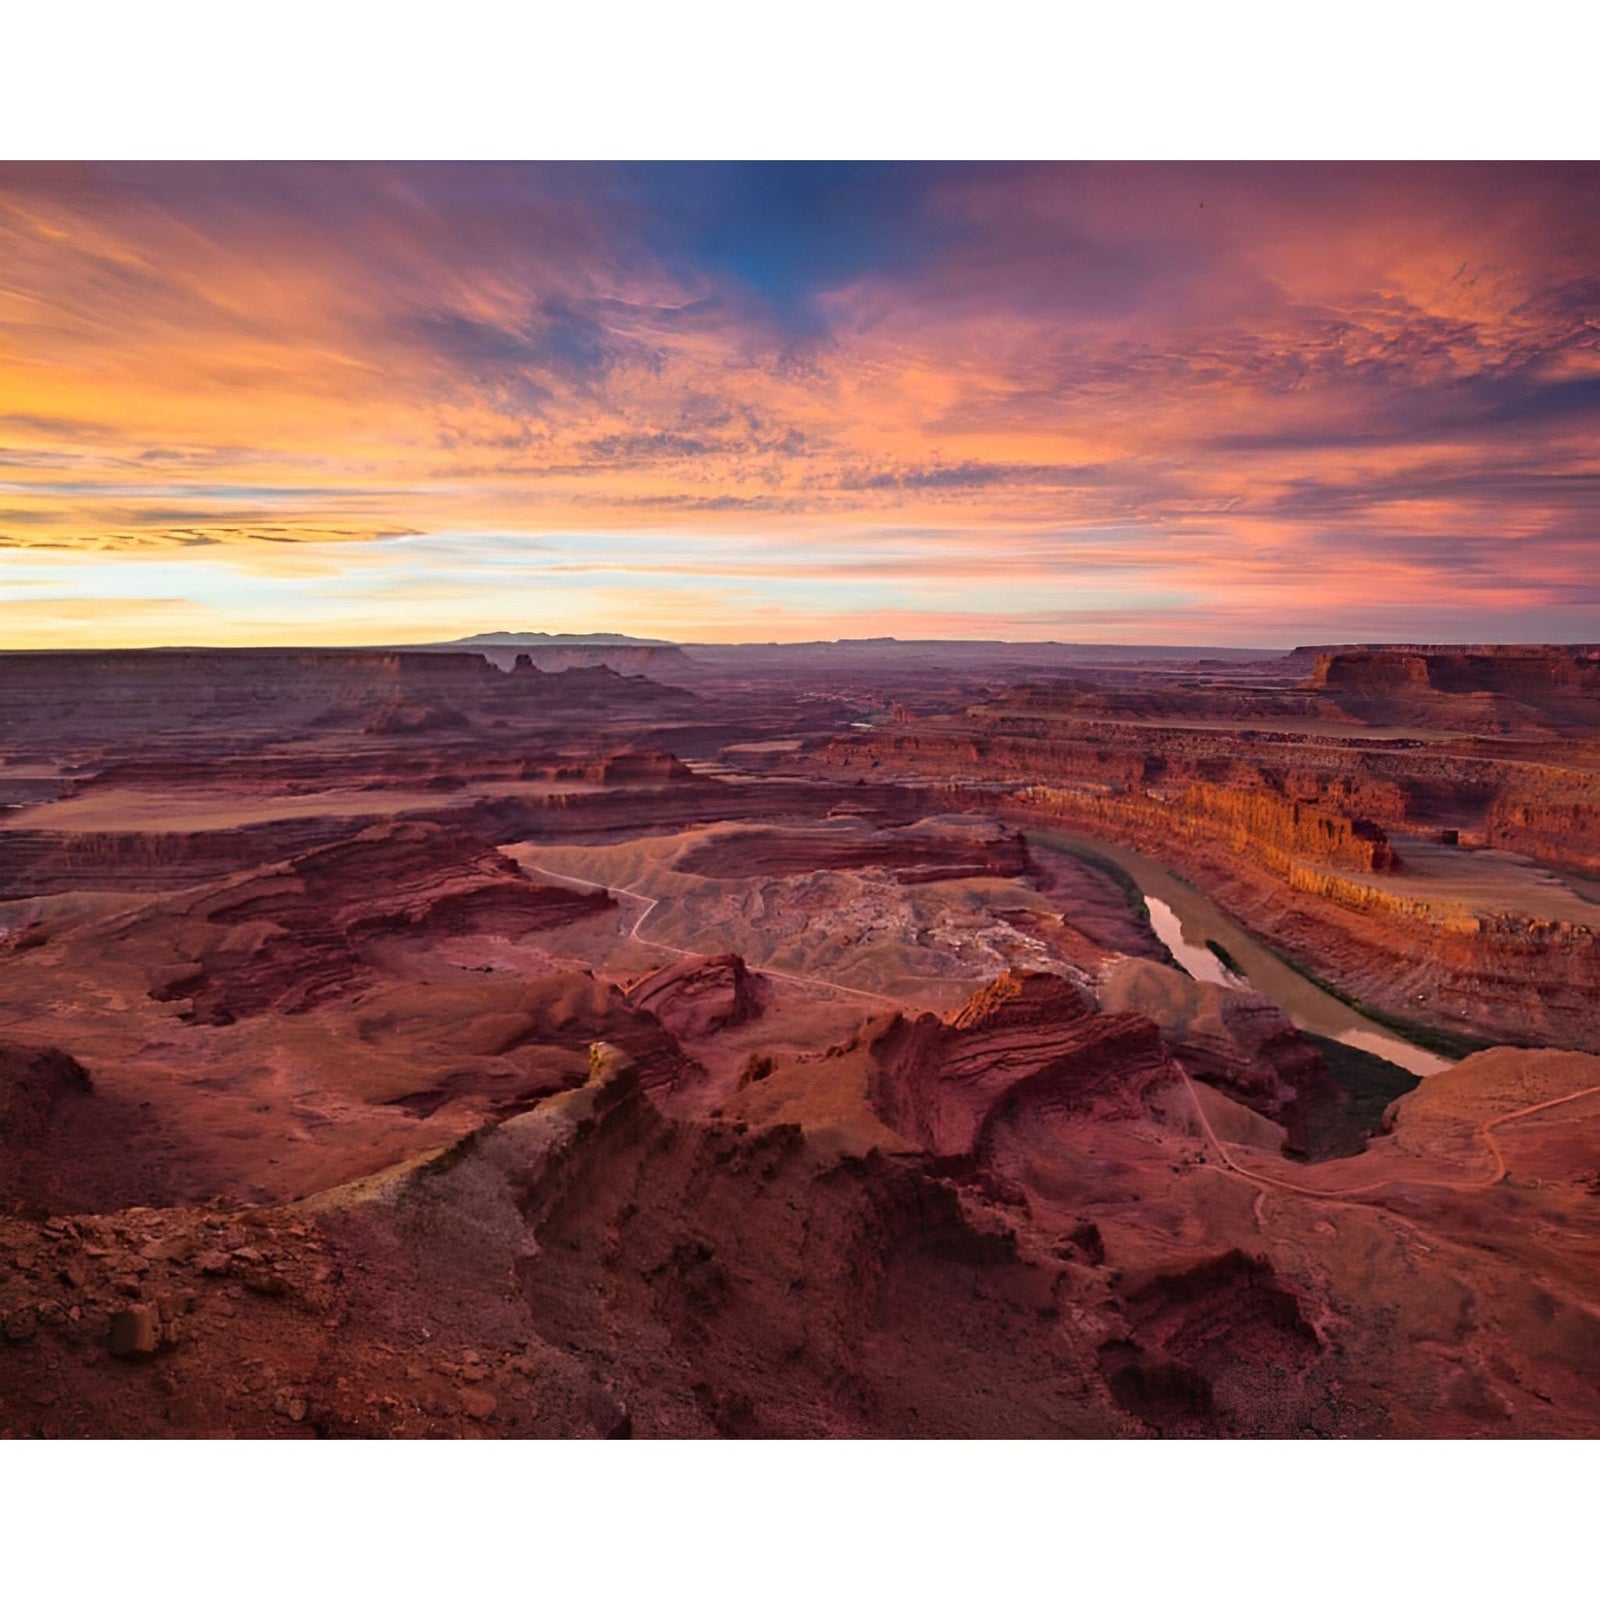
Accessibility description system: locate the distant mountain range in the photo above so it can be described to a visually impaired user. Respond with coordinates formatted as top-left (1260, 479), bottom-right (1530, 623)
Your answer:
top-left (428, 631), bottom-right (680, 649)
top-left (417, 632), bottom-right (1285, 661)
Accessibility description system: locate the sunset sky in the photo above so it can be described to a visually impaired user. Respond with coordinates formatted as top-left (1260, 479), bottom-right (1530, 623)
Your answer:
top-left (1, 161), bottom-right (1596, 648)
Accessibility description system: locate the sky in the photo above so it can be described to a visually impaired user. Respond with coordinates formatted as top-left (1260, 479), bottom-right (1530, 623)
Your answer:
top-left (1, 161), bottom-right (1596, 649)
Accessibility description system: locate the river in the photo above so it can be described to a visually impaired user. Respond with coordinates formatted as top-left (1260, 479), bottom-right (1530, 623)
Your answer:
top-left (1029, 829), bottom-right (1454, 1076)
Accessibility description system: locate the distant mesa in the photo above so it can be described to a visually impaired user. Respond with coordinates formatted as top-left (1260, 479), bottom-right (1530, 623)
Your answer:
top-left (1282, 644), bottom-right (1600, 736)
top-left (1293, 642), bottom-right (1600, 697)
top-left (0, 644), bottom-right (697, 748)
top-left (420, 632), bottom-right (698, 678)
top-left (439, 631), bottom-right (680, 649)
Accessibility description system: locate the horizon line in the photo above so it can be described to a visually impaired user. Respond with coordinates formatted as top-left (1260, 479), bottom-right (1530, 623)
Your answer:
top-left (5, 635), bottom-right (1600, 657)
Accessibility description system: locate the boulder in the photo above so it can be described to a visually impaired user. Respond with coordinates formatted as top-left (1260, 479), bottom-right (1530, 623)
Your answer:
top-left (108, 1305), bottom-right (159, 1360)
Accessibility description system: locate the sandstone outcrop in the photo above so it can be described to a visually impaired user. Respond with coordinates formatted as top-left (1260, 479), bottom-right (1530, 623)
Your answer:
top-left (312, 1052), bottom-right (1128, 1438)
top-left (1488, 775), bottom-right (1600, 873)
top-left (628, 954), bottom-right (767, 1040)
top-left (1097, 958), bottom-right (1364, 1156)
top-left (0, 1041), bottom-right (91, 1150)
top-left (1290, 645), bottom-right (1600, 732)
top-left (1001, 782), bottom-right (1600, 1050)
top-left (1098, 1250), bottom-right (1323, 1433)
top-left (867, 969), bottom-right (1169, 1159)
top-left (584, 750), bottom-right (697, 786)
top-left (0, 647), bottom-right (697, 762)
top-left (0, 1040), bottom-right (167, 1215)
top-left (0, 815), bottom-right (380, 901)
top-left (1013, 784), bottom-right (1400, 883)
top-left (376, 970), bottom-right (697, 1107)
top-left (1295, 643), bottom-right (1600, 697)
top-left (133, 823), bottom-right (614, 1022)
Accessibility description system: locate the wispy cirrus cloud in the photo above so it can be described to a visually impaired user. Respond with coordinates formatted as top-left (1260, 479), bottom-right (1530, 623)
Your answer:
top-left (0, 162), bottom-right (1595, 644)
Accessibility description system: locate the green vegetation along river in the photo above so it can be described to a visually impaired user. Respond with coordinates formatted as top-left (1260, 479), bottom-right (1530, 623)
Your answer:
top-left (1028, 829), bottom-right (1455, 1076)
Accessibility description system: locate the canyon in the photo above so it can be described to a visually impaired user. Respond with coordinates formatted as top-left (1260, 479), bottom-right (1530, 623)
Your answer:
top-left (2, 638), bottom-right (1598, 1438)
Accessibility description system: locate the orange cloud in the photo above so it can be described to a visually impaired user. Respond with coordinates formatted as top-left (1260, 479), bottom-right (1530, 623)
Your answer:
top-left (1, 163), bottom-right (1595, 645)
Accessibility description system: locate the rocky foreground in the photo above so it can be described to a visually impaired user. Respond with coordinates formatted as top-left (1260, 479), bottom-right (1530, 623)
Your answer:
top-left (5, 956), bottom-right (1599, 1438)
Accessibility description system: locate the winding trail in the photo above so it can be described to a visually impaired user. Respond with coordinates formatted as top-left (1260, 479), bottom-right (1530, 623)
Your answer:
top-left (524, 864), bottom-right (900, 1008)
top-left (529, 862), bottom-right (1600, 1207)
top-left (1175, 1061), bottom-right (1600, 1200)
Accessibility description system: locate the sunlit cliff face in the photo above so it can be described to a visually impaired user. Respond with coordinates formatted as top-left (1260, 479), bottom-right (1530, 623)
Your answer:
top-left (1, 162), bottom-right (1596, 646)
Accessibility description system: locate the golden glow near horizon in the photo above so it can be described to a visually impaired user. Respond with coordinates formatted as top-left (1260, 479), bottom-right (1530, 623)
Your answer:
top-left (1, 162), bottom-right (1596, 647)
